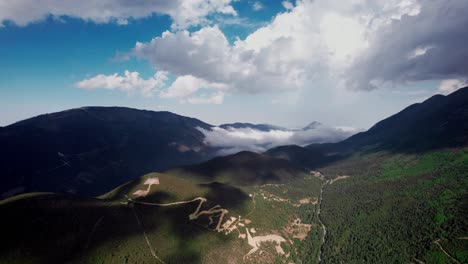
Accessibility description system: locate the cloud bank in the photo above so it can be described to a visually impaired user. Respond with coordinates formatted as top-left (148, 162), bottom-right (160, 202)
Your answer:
top-left (198, 124), bottom-right (359, 155)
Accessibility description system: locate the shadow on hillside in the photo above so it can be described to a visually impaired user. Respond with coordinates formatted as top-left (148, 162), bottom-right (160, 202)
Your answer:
top-left (0, 182), bottom-right (249, 263)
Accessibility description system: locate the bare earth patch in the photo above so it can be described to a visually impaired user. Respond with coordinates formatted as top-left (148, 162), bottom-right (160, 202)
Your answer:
top-left (245, 228), bottom-right (287, 256)
top-left (284, 218), bottom-right (312, 241)
top-left (132, 177), bottom-right (160, 198)
top-left (129, 179), bottom-right (297, 263)
top-left (329, 175), bottom-right (350, 184)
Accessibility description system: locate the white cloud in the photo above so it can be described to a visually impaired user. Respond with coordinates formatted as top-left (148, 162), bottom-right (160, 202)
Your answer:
top-left (160, 75), bottom-right (227, 104)
top-left (75, 70), bottom-right (168, 97)
top-left (345, 0), bottom-right (468, 90)
top-left (129, 24), bottom-right (311, 95)
top-left (129, 1), bottom-right (360, 96)
top-left (184, 92), bottom-right (225, 104)
top-left (437, 79), bottom-right (468, 95)
top-left (76, 71), bottom-right (226, 104)
top-left (407, 46), bottom-right (432, 59)
top-left (127, 0), bottom-right (432, 98)
top-left (0, 0), bottom-right (237, 29)
top-left (282, 1), bottom-right (294, 10)
top-left (76, 0), bottom-right (468, 104)
top-left (252, 2), bottom-right (263, 11)
top-left (198, 124), bottom-right (359, 154)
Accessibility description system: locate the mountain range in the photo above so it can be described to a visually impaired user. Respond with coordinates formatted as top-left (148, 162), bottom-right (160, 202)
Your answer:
top-left (0, 106), bottom-right (331, 198)
top-left (0, 87), bottom-right (467, 263)
top-left (268, 87), bottom-right (468, 167)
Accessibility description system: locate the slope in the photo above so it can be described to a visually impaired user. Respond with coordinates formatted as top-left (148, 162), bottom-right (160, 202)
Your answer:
top-left (0, 161), bottom-right (324, 264)
top-left (268, 87), bottom-right (468, 168)
top-left (0, 106), bottom-right (216, 198)
top-left (170, 151), bottom-right (309, 186)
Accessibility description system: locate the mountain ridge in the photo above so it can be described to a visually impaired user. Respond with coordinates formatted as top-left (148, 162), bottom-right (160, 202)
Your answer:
top-left (267, 87), bottom-right (468, 168)
top-left (0, 106), bottom-right (217, 198)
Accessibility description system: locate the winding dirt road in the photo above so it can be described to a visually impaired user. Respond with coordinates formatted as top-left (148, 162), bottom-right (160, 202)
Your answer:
top-left (434, 239), bottom-right (461, 264)
top-left (317, 180), bottom-right (329, 263)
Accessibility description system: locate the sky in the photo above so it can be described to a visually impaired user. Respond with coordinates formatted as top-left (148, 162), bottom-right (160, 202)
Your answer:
top-left (1, 0), bottom-right (468, 130)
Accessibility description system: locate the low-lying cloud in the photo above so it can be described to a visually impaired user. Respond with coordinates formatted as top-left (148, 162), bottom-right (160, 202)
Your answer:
top-left (198, 125), bottom-right (359, 155)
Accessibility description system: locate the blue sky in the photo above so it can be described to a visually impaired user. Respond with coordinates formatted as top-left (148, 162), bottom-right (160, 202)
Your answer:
top-left (1, 0), bottom-right (467, 129)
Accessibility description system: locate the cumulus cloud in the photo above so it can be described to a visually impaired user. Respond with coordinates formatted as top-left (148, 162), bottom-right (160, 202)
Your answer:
top-left (345, 0), bottom-right (468, 90)
top-left (75, 70), bottom-right (168, 97)
top-left (76, 71), bottom-right (226, 104)
top-left (437, 79), bottom-right (468, 95)
top-left (0, 0), bottom-right (237, 29)
top-left (198, 124), bottom-right (359, 155)
top-left (160, 75), bottom-right (227, 104)
top-left (122, 0), bottom-right (468, 99)
top-left (282, 1), bottom-right (294, 10)
top-left (127, 3), bottom-right (339, 95)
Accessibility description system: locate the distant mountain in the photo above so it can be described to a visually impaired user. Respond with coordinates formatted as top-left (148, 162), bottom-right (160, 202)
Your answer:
top-left (301, 121), bottom-right (322, 131)
top-left (268, 87), bottom-right (468, 168)
top-left (219, 121), bottom-right (325, 132)
top-left (171, 151), bottom-right (307, 186)
top-left (0, 106), bottom-right (217, 198)
top-left (219, 122), bottom-right (289, 131)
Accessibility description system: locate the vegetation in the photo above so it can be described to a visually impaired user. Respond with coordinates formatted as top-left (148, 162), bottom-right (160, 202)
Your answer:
top-left (319, 148), bottom-right (468, 263)
top-left (0, 169), bottom-right (325, 263)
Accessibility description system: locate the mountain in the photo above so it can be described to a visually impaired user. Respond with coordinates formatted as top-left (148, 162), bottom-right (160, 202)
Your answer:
top-left (301, 121), bottom-right (322, 131)
top-left (1, 89), bottom-right (468, 263)
top-left (219, 122), bottom-right (289, 131)
top-left (327, 86), bottom-right (468, 152)
top-left (219, 121), bottom-right (325, 132)
top-left (268, 87), bottom-right (468, 168)
top-left (0, 157), bottom-right (322, 263)
top-left (264, 89), bottom-right (468, 263)
top-left (0, 106), bottom-right (217, 198)
top-left (0, 172), bottom-right (249, 263)
top-left (170, 151), bottom-right (308, 186)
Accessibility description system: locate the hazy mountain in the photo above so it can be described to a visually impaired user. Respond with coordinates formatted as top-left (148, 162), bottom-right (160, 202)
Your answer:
top-left (219, 121), bottom-right (325, 132)
top-left (268, 87), bottom-right (468, 168)
top-left (301, 121), bottom-right (322, 131)
top-left (219, 122), bottom-right (290, 131)
top-left (0, 106), bottom-right (217, 198)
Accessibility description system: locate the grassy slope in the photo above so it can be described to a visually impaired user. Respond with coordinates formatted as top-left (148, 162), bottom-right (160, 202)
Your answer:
top-left (319, 148), bottom-right (468, 263)
top-left (0, 169), bottom-right (324, 264)
top-left (0, 173), bottom-right (248, 264)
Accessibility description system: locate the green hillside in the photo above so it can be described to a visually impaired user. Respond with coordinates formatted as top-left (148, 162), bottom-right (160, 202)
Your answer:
top-left (318, 148), bottom-right (468, 263)
top-left (0, 166), bottom-right (324, 263)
